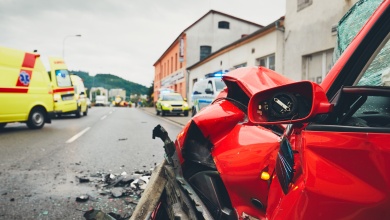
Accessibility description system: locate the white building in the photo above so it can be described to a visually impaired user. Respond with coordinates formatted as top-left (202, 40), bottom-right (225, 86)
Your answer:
top-left (184, 10), bottom-right (264, 67)
top-left (186, 0), bottom-right (360, 106)
top-left (153, 10), bottom-right (263, 102)
top-left (283, 0), bottom-right (359, 82)
top-left (109, 88), bottom-right (126, 100)
top-left (186, 17), bottom-right (285, 105)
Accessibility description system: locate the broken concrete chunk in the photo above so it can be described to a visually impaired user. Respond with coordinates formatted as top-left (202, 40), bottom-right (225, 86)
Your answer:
top-left (111, 188), bottom-right (123, 198)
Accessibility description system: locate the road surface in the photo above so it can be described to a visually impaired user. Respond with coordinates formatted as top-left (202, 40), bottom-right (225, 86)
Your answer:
top-left (0, 107), bottom-right (189, 219)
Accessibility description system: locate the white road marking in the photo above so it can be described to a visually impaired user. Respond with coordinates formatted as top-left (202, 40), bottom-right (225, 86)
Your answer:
top-left (66, 127), bottom-right (91, 143)
top-left (101, 115), bottom-right (107, 120)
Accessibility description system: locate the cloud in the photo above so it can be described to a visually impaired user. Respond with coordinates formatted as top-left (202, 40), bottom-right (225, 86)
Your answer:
top-left (0, 0), bottom-right (285, 87)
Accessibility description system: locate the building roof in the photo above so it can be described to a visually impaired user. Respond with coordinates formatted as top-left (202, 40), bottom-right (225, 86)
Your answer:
top-left (153, 10), bottom-right (264, 66)
top-left (186, 16), bottom-right (285, 70)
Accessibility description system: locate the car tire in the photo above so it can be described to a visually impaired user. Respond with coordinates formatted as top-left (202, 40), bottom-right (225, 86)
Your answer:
top-left (156, 109), bottom-right (160, 115)
top-left (75, 106), bottom-right (81, 118)
top-left (0, 123), bottom-right (7, 130)
top-left (184, 111), bottom-right (189, 117)
top-left (27, 107), bottom-right (45, 129)
top-left (192, 108), bottom-right (197, 116)
top-left (162, 111), bottom-right (166, 116)
top-left (83, 107), bottom-right (88, 116)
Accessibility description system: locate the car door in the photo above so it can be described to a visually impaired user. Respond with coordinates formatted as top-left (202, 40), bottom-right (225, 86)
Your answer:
top-left (290, 3), bottom-right (390, 218)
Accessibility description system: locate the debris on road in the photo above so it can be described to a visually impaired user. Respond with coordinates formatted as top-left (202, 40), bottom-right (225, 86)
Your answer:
top-left (77, 176), bottom-right (90, 183)
top-left (76, 195), bottom-right (89, 202)
top-left (83, 209), bottom-right (130, 220)
top-left (73, 168), bottom-right (154, 219)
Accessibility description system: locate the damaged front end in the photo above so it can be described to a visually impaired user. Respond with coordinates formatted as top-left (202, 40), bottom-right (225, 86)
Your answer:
top-left (132, 67), bottom-right (293, 220)
top-left (131, 124), bottom-right (215, 220)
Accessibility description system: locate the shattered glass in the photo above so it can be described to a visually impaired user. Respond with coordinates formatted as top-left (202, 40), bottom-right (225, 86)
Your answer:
top-left (357, 38), bottom-right (390, 86)
top-left (333, 0), bottom-right (383, 63)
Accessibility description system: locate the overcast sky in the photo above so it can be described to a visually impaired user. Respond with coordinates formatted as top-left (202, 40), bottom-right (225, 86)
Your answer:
top-left (0, 0), bottom-right (285, 87)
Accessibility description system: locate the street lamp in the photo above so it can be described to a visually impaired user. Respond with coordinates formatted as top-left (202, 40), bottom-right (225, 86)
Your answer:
top-left (62, 34), bottom-right (81, 59)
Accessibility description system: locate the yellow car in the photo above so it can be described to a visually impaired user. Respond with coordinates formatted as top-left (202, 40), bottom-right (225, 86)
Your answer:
top-left (156, 93), bottom-right (189, 116)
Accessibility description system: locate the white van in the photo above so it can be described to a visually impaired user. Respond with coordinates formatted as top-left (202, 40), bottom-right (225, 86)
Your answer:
top-left (70, 75), bottom-right (88, 117)
top-left (191, 77), bottom-right (226, 115)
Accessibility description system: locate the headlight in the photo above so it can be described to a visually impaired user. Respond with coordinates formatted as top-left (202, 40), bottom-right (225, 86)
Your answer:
top-left (163, 103), bottom-right (170, 107)
top-left (183, 103), bottom-right (189, 107)
top-left (53, 94), bottom-right (61, 102)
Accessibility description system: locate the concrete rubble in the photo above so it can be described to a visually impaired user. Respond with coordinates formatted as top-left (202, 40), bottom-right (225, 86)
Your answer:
top-left (74, 167), bottom-right (153, 219)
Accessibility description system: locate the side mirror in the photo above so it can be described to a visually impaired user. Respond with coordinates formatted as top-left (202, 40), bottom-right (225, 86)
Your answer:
top-left (80, 91), bottom-right (85, 95)
top-left (248, 81), bottom-right (333, 124)
top-left (183, 98), bottom-right (187, 101)
top-left (205, 88), bottom-right (214, 94)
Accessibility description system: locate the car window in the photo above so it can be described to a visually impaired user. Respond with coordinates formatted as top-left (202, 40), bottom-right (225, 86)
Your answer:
top-left (215, 79), bottom-right (226, 91)
top-left (193, 81), bottom-right (207, 95)
top-left (207, 81), bottom-right (213, 91)
top-left (162, 95), bottom-right (183, 101)
top-left (338, 36), bottom-right (390, 128)
top-left (356, 36), bottom-right (390, 86)
top-left (315, 32), bottom-right (390, 129)
top-left (333, 0), bottom-right (383, 63)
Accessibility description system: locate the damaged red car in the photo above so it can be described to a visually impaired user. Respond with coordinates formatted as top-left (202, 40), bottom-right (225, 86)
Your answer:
top-left (132, 0), bottom-right (390, 219)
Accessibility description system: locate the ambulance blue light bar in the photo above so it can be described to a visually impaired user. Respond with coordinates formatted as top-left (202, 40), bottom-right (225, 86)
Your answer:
top-left (205, 70), bottom-right (229, 78)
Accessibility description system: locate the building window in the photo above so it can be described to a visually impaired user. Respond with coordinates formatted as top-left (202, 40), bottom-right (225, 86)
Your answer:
top-left (234, 63), bottom-right (247, 69)
top-left (302, 49), bottom-right (334, 83)
top-left (297, 0), bottom-right (312, 11)
top-left (171, 57), bottom-right (173, 73)
top-left (218, 21), bottom-right (230, 29)
top-left (200, 46), bottom-right (212, 60)
top-left (256, 54), bottom-right (275, 70)
top-left (175, 53), bottom-right (178, 70)
top-left (167, 60), bottom-right (170, 75)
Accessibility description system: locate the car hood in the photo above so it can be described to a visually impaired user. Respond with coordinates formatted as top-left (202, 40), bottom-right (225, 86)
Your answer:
top-left (222, 66), bottom-right (294, 97)
top-left (163, 101), bottom-right (187, 105)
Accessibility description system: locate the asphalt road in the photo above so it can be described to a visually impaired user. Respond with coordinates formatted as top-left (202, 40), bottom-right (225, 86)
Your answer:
top-left (0, 107), bottom-right (190, 220)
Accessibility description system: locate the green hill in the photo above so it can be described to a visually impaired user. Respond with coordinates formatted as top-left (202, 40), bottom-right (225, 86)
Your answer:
top-left (70, 70), bottom-right (149, 97)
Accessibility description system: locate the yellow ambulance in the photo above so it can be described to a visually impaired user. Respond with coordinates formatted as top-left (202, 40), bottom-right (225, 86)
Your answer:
top-left (0, 46), bottom-right (54, 129)
top-left (49, 58), bottom-right (86, 118)
top-left (70, 74), bottom-right (88, 117)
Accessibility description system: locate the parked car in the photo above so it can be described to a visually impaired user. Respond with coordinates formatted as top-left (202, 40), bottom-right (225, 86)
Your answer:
top-left (156, 92), bottom-right (189, 116)
top-left (132, 0), bottom-right (390, 219)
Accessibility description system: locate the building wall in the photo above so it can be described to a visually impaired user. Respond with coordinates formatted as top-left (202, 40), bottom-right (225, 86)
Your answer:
top-left (186, 12), bottom-right (262, 67)
top-left (187, 29), bottom-right (283, 105)
top-left (154, 11), bottom-right (262, 103)
top-left (153, 35), bottom-right (187, 102)
top-left (283, 0), bottom-right (358, 81)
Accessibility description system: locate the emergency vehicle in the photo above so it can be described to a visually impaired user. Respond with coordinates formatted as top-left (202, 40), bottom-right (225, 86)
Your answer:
top-left (191, 71), bottom-right (226, 115)
top-left (48, 57), bottom-right (80, 117)
top-left (0, 46), bottom-right (54, 129)
top-left (70, 74), bottom-right (88, 117)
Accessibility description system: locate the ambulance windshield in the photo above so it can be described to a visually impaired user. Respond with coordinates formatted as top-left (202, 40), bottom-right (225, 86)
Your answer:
top-left (55, 69), bottom-right (72, 87)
